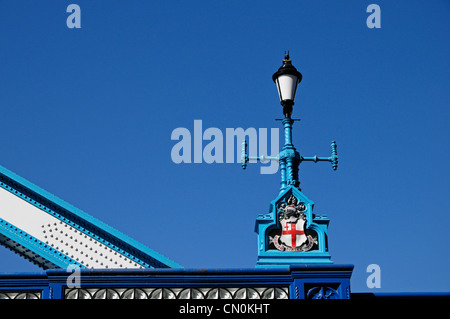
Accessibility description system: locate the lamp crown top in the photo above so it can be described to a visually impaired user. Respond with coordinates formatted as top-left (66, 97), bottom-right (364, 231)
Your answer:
top-left (284, 51), bottom-right (290, 61)
top-left (272, 51), bottom-right (302, 84)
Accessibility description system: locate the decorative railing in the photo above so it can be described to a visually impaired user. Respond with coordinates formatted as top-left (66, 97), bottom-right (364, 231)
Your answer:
top-left (64, 287), bottom-right (289, 299)
top-left (0, 265), bottom-right (353, 299)
top-left (0, 291), bottom-right (41, 299)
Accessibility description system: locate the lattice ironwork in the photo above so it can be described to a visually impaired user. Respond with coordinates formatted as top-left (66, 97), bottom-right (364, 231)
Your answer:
top-left (64, 287), bottom-right (289, 299)
top-left (0, 291), bottom-right (41, 299)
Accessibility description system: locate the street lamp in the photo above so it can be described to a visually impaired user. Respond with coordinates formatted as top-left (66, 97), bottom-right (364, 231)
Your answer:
top-left (241, 52), bottom-right (341, 268)
top-left (242, 52), bottom-right (338, 190)
top-left (272, 51), bottom-right (302, 118)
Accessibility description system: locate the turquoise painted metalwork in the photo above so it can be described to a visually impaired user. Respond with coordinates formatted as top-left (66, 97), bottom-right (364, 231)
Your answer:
top-left (0, 164), bottom-right (182, 269)
top-left (241, 55), bottom-right (340, 267)
top-left (242, 115), bottom-right (339, 267)
top-left (241, 118), bottom-right (338, 192)
top-left (243, 115), bottom-right (338, 266)
top-left (254, 185), bottom-right (332, 267)
top-left (0, 217), bottom-right (85, 269)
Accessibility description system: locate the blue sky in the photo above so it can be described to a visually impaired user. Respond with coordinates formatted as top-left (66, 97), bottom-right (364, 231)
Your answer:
top-left (0, 1), bottom-right (449, 293)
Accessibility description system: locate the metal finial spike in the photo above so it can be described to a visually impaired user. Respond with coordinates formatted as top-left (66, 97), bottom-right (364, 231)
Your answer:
top-left (284, 51), bottom-right (290, 61)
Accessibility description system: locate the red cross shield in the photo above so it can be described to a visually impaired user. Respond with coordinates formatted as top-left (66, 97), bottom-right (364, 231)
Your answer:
top-left (279, 220), bottom-right (307, 248)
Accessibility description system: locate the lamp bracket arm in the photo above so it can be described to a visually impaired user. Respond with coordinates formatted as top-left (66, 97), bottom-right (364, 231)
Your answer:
top-left (300, 141), bottom-right (338, 171)
top-left (241, 140), bottom-right (279, 170)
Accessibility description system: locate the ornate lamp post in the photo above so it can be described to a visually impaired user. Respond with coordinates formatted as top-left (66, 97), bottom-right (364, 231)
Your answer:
top-left (241, 52), bottom-right (340, 266)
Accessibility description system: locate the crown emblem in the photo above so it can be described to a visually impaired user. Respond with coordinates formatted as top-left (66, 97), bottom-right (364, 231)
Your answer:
top-left (278, 194), bottom-right (306, 221)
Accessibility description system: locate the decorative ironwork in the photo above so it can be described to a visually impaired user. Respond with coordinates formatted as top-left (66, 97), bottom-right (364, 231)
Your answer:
top-left (0, 291), bottom-right (41, 299)
top-left (64, 287), bottom-right (289, 299)
top-left (306, 286), bottom-right (340, 299)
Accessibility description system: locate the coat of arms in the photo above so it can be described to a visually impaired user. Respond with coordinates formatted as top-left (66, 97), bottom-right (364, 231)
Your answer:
top-left (269, 195), bottom-right (317, 252)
